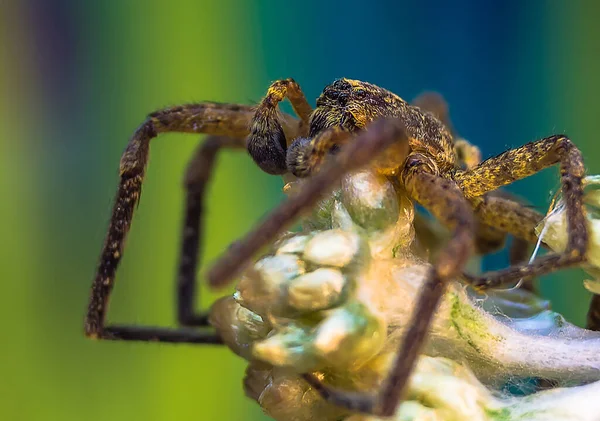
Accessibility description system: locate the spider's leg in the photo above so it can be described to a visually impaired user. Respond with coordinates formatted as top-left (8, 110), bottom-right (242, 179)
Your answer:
top-left (287, 123), bottom-right (411, 178)
top-left (464, 195), bottom-right (543, 292)
top-left (459, 195), bottom-right (544, 286)
top-left (207, 117), bottom-right (411, 288)
top-left (411, 194), bottom-right (534, 289)
top-left (177, 136), bottom-right (245, 327)
top-left (247, 78), bottom-right (312, 174)
top-left (413, 92), bottom-right (524, 261)
top-left (508, 237), bottom-right (536, 291)
top-left (454, 135), bottom-right (587, 287)
top-left (462, 193), bottom-right (600, 329)
top-left (103, 137), bottom-right (245, 342)
top-left (472, 217), bottom-right (535, 292)
top-left (455, 136), bottom-right (600, 328)
top-left (85, 103), bottom-right (300, 344)
top-left (487, 192), bottom-right (536, 268)
top-left (509, 237), bottom-right (532, 265)
top-left (469, 193), bottom-right (544, 244)
top-left (414, 92), bottom-right (536, 288)
top-left (100, 325), bottom-right (224, 344)
top-left (473, 218), bottom-right (510, 254)
top-left (588, 295), bottom-right (600, 331)
top-left (305, 159), bottom-right (475, 416)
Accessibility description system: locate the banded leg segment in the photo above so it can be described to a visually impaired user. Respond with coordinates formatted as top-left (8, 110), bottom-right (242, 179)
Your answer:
top-left (304, 161), bottom-right (475, 416)
top-left (456, 136), bottom-right (589, 290)
top-left (465, 190), bottom-right (600, 328)
top-left (247, 79), bottom-right (313, 174)
top-left (84, 103), bottom-right (291, 343)
top-left (483, 192), bottom-right (537, 271)
top-left (466, 196), bottom-right (538, 278)
top-left (455, 135), bottom-right (585, 209)
top-left (471, 195), bottom-right (543, 244)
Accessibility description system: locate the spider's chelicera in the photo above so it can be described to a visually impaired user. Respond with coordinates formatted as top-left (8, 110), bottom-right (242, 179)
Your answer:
top-left (85, 78), bottom-right (596, 416)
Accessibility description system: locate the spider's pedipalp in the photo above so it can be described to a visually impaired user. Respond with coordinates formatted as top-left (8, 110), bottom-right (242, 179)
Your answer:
top-left (247, 79), bottom-right (312, 174)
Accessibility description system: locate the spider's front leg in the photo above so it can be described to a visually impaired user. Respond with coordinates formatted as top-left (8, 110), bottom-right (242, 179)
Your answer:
top-left (84, 102), bottom-right (301, 343)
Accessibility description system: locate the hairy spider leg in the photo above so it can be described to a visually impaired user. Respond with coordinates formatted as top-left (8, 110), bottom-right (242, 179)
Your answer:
top-left (413, 92), bottom-right (534, 284)
top-left (178, 136), bottom-right (246, 327)
top-left (486, 192), bottom-right (538, 266)
top-left (471, 194), bottom-right (544, 244)
top-left (84, 103), bottom-right (301, 344)
top-left (455, 135), bottom-right (600, 328)
top-left (456, 135), bottom-right (587, 284)
top-left (463, 194), bottom-right (543, 292)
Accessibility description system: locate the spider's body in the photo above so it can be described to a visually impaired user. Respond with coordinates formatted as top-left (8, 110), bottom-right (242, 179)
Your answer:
top-left (85, 77), bottom-right (597, 417)
top-left (309, 78), bottom-right (455, 170)
top-left (250, 78), bottom-right (455, 178)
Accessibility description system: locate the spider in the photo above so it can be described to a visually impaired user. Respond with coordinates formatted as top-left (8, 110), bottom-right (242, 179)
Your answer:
top-left (85, 77), bottom-right (597, 417)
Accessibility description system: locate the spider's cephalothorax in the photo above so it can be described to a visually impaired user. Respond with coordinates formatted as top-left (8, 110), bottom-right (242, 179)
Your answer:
top-left (248, 78), bottom-right (456, 178)
top-left (309, 78), bottom-right (456, 169)
top-left (85, 77), bottom-right (595, 417)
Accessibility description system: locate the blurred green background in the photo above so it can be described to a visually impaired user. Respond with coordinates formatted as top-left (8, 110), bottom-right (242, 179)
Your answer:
top-left (1, 0), bottom-right (599, 420)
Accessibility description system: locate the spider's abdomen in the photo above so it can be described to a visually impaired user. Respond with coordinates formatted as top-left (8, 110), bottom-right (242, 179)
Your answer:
top-left (309, 78), bottom-right (456, 171)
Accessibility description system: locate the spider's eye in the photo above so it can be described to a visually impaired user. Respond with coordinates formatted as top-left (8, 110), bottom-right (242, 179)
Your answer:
top-left (326, 89), bottom-right (340, 100)
top-left (324, 89), bottom-right (349, 105)
top-left (332, 79), bottom-right (351, 90)
top-left (354, 88), bottom-right (367, 99)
